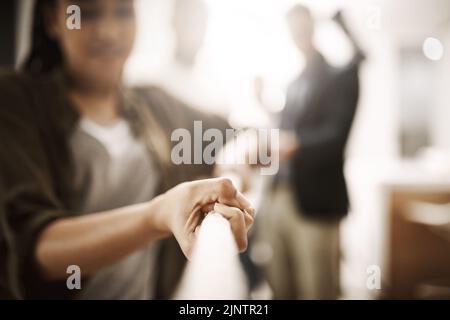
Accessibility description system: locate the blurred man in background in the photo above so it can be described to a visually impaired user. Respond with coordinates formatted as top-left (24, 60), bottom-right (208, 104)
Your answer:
top-left (263, 4), bottom-right (362, 299)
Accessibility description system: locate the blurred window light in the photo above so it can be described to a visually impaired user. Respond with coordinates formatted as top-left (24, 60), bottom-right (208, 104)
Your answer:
top-left (423, 37), bottom-right (444, 61)
top-left (127, 0), bottom-right (357, 127)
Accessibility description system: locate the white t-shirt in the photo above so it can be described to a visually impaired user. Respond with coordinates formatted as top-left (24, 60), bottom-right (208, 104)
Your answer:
top-left (70, 117), bottom-right (160, 300)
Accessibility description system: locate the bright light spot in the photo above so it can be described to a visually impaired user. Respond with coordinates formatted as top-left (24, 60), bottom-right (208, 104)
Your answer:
top-left (261, 87), bottom-right (287, 113)
top-left (423, 37), bottom-right (444, 61)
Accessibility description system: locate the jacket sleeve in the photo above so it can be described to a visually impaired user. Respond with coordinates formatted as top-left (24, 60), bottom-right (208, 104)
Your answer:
top-left (0, 72), bottom-right (65, 299)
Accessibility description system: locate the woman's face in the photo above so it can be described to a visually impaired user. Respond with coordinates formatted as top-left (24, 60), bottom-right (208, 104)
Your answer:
top-left (48, 0), bottom-right (136, 91)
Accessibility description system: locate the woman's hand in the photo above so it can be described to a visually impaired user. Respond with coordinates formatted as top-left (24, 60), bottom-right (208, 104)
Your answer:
top-left (154, 178), bottom-right (255, 259)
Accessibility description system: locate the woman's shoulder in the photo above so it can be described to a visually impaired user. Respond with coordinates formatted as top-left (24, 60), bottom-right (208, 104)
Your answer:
top-left (0, 69), bottom-right (61, 132)
top-left (0, 69), bottom-right (57, 96)
top-left (130, 85), bottom-right (223, 121)
top-left (0, 69), bottom-right (50, 106)
top-left (128, 84), bottom-right (229, 134)
top-left (0, 70), bottom-right (36, 117)
top-left (129, 85), bottom-right (202, 121)
top-left (0, 69), bottom-right (33, 94)
top-left (131, 85), bottom-right (184, 108)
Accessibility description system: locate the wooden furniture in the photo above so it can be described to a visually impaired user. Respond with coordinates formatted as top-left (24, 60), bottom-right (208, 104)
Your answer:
top-left (387, 189), bottom-right (450, 299)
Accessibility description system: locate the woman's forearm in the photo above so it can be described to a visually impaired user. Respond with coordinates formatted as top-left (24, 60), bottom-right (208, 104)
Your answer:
top-left (35, 195), bottom-right (168, 281)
